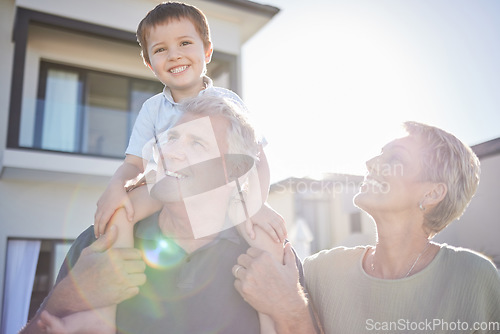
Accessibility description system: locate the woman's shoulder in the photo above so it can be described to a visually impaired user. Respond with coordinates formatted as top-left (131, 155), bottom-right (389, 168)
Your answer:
top-left (438, 243), bottom-right (499, 276)
top-left (304, 245), bottom-right (369, 268)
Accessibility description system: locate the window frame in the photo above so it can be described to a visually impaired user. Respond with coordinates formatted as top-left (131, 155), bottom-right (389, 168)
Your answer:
top-left (8, 7), bottom-right (138, 150)
top-left (8, 8), bottom-right (240, 158)
top-left (33, 60), bottom-right (165, 158)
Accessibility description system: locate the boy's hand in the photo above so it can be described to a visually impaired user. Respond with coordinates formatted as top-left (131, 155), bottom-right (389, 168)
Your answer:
top-left (94, 182), bottom-right (134, 237)
top-left (37, 311), bottom-right (66, 334)
top-left (247, 203), bottom-right (287, 243)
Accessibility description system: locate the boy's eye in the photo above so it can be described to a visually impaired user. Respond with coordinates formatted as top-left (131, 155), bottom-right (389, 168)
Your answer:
top-left (180, 41), bottom-right (192, 46)
top-left (154, 47), bottom-right (166, 54)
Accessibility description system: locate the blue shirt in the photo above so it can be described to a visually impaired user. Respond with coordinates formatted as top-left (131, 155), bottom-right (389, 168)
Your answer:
top-left (126, 76), bottom-right (246, 159)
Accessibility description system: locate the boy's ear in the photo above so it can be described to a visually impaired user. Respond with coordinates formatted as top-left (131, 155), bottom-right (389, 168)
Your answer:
top-left (205, 43), bottom-right (213, 64)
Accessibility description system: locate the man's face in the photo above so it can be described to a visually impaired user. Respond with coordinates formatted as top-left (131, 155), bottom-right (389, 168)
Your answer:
top-left (151, 112), bottom-right (230, 202)
top-left (150, 112), bottom-right (261, 239)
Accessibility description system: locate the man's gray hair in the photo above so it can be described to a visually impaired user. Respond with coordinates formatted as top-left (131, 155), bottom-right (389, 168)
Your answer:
top-left (179, 93), bottom-right (260, 161)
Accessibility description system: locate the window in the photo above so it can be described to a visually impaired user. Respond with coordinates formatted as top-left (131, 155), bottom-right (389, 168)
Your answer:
top-left (32, 61), bottom-right (163, 158)
top-left (28, 240), bottom-right (72, 320)
top-left (295, 194), bottom-right (332, 253)
top-left (350, 212), bottom-right (362, 233)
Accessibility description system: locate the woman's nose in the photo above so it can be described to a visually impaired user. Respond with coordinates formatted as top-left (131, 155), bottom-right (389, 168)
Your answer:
top-left (365, 155), bottom-right (380, 172)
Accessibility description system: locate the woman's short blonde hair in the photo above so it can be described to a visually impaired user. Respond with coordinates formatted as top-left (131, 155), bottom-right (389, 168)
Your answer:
top-left (404, 121), bottom-right (480, 236)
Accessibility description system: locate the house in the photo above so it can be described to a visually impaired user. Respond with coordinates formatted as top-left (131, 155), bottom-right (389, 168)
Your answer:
top-left (268, 173), bottom-right (376, 258)
top-left (0, 0), bottom-right (279, 330)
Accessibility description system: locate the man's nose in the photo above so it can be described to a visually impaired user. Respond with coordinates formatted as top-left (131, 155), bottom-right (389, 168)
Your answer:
top-left (164, 142), bottom-right (186, 161)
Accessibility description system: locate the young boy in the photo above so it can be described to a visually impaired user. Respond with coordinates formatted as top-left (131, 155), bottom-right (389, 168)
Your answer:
top-left (94, 1), bottom-right (285, 243)
top-left (34, 2), bottom-right (285, 333)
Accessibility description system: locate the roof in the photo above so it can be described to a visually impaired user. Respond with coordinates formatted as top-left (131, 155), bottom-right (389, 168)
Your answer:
top-left (205, 0), bottom-right (280, 17)
top-left (270, 173), bottom-right (364, 193)
top-left (472, 137), bottom-right (500, 159)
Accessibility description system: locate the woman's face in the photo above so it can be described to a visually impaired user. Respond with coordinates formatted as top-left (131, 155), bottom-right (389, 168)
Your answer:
top-left (354, 134), bottom-right (430, 217)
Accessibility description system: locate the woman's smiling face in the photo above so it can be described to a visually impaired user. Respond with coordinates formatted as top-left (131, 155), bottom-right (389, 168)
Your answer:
top-left (354, 134), bottom-right (430, 218)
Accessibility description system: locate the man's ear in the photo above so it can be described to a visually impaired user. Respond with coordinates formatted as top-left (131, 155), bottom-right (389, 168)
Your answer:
top-left (423, 183), bottom-right (447, 208)
top-left (205, 43), bottom-right (213, 64)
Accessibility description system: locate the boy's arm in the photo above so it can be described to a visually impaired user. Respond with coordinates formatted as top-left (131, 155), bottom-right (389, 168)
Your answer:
top-left (256, 144), bottom-right (270, 201)
top-left (94, 154), bottom-right (146, 236)
top-left (95, 177), bottom-right (163, 237)
top-left (36, 309), bottom-right (115, 334)
top-left (236, 219), bottom-right (284, 334)
top-left (247, 146), bottom-right (287, 243)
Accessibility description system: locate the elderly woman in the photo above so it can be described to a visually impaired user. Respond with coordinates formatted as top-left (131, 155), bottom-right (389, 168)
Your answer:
top-left (235, 121), bottom-right (500, 333)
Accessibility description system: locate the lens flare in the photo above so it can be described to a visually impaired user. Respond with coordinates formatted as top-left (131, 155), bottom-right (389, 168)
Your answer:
top-left (139, 236), bottom-right (185, 269)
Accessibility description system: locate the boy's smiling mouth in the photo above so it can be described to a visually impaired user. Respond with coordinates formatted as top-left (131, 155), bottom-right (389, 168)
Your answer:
top-left (169, 65), bottom-right (189, 74)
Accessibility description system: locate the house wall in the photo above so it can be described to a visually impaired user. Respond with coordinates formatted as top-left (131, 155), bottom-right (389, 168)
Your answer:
top-left (0, 0), bottom-right (275, 320)
top-left (15, 0), bottom-right (243, 55)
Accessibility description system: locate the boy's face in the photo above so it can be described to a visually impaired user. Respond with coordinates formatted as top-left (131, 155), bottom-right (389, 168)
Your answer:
top-left (147, 18), bottom-right (213, 101)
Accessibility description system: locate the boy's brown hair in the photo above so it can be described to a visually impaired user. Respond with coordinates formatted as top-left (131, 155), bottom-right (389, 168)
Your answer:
top-left (137, 1), bottom-right (212, 66)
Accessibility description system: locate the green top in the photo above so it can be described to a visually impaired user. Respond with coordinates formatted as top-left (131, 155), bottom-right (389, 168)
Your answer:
top-left (304, 244), bottom-right (500, 334)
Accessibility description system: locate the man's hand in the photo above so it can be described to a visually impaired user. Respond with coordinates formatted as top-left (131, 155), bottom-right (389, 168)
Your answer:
top-left (20, 226), bottom-right (146, 333)
top-left (69, 225), bottom-right (146, 309)
top-left (233, 244), bottom-right (317, 333)
top-left (46, 226), bottom-right (146, 317)
top-left (233, 244), bottom-right (303, 316)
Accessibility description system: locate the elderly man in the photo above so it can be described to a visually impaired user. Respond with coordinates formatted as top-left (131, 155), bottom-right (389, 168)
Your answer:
top-left (22, 94), bottom-right (304, 334)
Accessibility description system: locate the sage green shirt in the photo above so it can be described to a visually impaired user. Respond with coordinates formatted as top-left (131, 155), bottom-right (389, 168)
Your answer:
top-left (304, 244), bottom-right (500, 333)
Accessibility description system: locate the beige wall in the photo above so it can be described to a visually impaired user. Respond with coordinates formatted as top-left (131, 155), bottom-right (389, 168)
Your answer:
top-left (0, 0), bottom-right (276, 319)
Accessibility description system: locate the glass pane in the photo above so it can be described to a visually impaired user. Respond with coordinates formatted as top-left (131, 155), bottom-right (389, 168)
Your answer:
top-left (41, 69), bottom-right (80, 152)
top-left (207, 57), bottom-right (232, 90)
top-left (129, 80), bottom-right (164, 137)
top-left (83, 72), bottom-right (129, 157)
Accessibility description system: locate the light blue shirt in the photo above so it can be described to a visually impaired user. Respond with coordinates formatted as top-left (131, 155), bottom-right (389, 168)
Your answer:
top-left (126, 76), bottom-right (245, 159)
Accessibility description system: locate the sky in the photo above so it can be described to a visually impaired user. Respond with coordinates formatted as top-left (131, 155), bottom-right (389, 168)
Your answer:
top-left (241, 0), bottom-right (500, 182)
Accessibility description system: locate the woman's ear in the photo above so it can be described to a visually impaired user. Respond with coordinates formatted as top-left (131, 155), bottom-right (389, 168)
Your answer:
top-left (423, 182), bottom-right (447, 208)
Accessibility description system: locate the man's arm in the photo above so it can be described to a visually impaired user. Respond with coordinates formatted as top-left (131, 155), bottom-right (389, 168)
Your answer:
top-left (20, 226), bottom-right (146, 333)
top-left (234, 244), bottom-right (319, 333)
